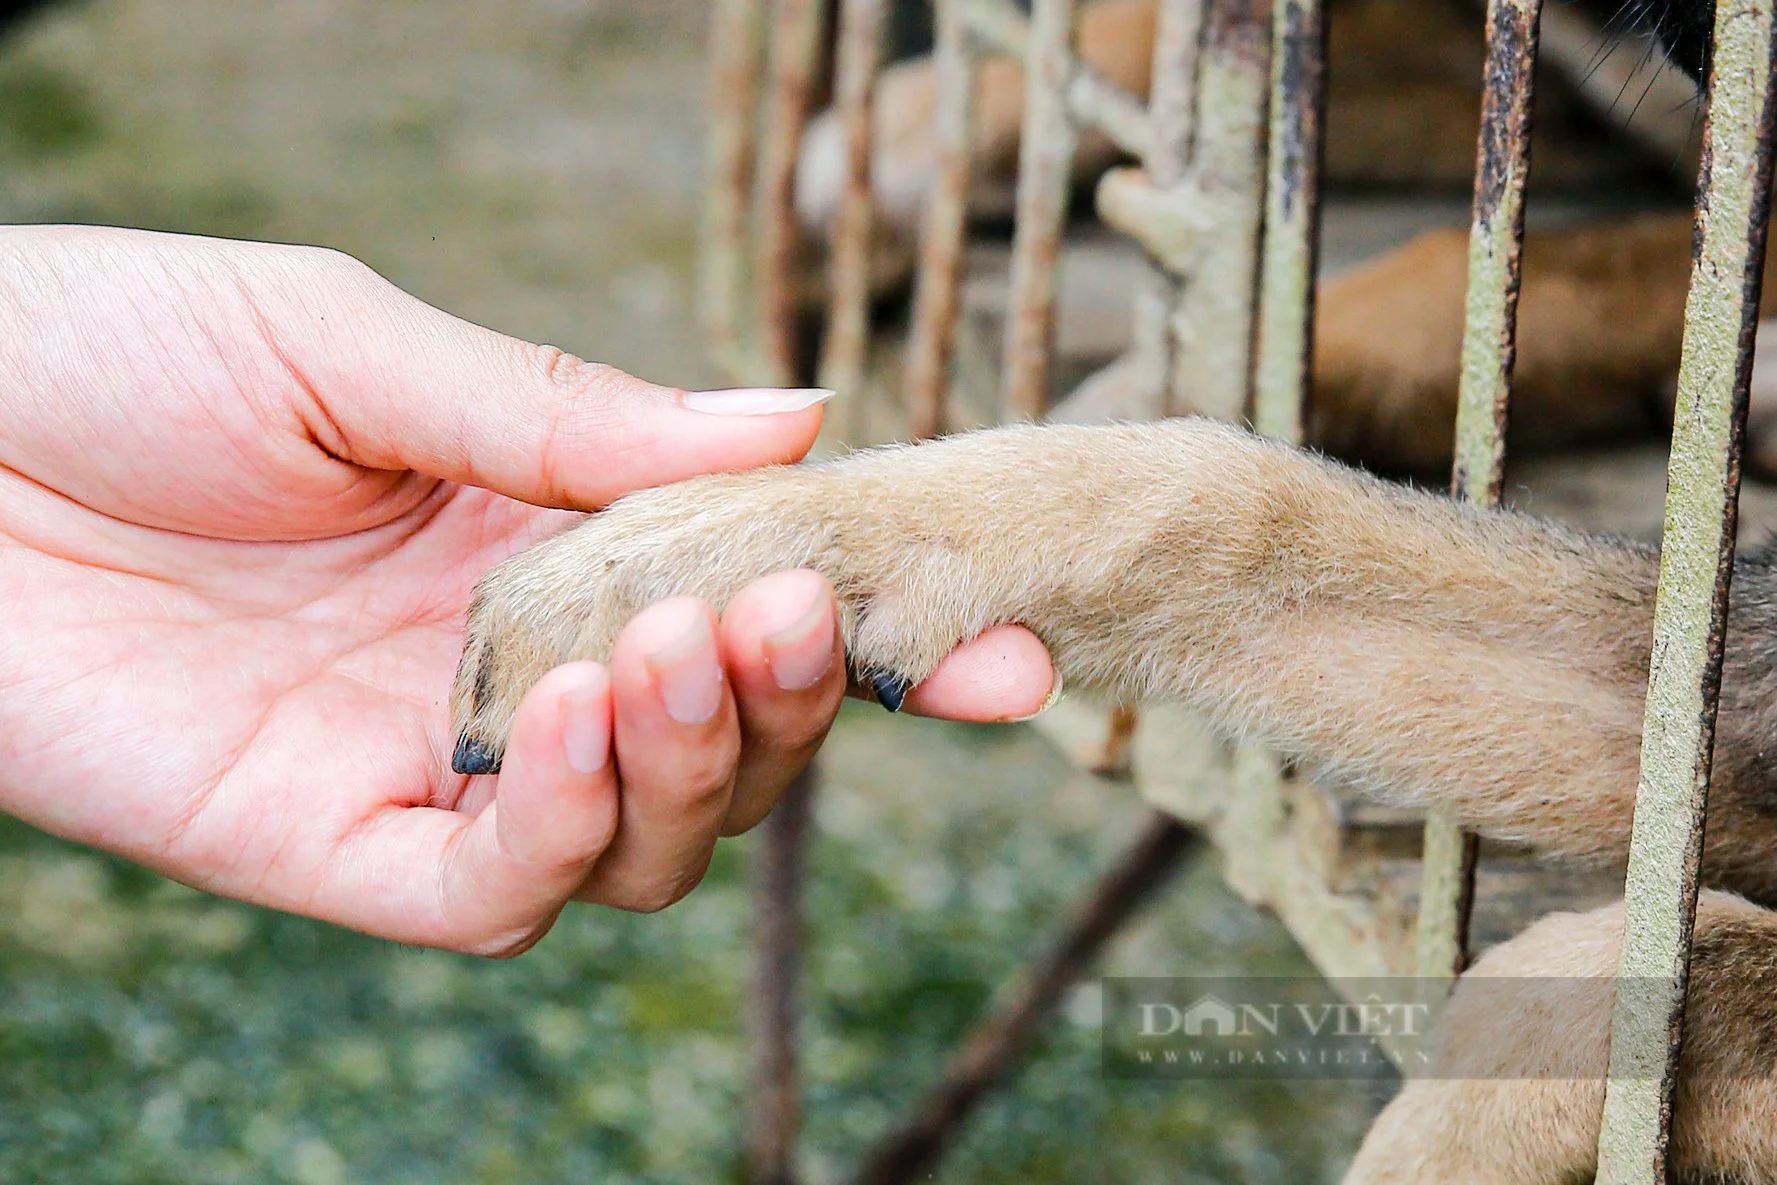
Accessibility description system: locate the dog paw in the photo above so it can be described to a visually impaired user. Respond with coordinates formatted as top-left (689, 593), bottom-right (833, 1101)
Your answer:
top-left (448, 454), bottom-right (1006, 774)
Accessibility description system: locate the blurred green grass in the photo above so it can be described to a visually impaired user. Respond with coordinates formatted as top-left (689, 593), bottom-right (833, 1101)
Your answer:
top-left (0, 2), bottom-right (1385, 1179)
top-left (0, 708), bottom-right (1383, 1183)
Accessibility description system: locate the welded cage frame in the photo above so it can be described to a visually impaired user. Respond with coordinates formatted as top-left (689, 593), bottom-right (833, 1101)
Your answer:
top-left (696, 0), bottom-right (1777, 1181)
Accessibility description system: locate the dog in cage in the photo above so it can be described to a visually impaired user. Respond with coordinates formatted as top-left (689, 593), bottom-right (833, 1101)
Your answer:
top-left (449, 412), bottom-right (1777, 1181)
top-left (452, 2), bottom-right (1777, 1183)
top-left (796, 0), bottom-right (1777, 480)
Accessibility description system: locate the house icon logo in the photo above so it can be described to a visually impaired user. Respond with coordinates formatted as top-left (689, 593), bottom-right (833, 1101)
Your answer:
top-left (1182, 994), bottom-right (1241, 1037)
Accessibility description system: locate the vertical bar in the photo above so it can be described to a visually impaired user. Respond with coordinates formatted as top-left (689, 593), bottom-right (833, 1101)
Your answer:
top-left (1596, 1), bottom-right (1777, 1178)
top-left (1165, 0), bottom-right (1271, 421)
top-left (1413, 0), bottom-right (1541, 988)
top-left (818, 0), bottom-right (888, 418)
top-left (1000, 0), bottom-right (1080, 421)
top-left (750, 765), bottom-right (817, 1185)
top-left (698, 0), bottom-right (771, 372)
top-left (1251, 0), bottom-right (1325, 443)
top-left (1145, 0), bottom-right (1205, 188)
top-left (904, 0), bottom-right (978, 438)
top-left (1450, 0), bottom-right (1541, 506)
top-left (757, 0), bottom-right (829, 386)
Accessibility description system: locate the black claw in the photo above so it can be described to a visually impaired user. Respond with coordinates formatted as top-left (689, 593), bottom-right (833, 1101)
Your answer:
top-left (452, 733), bottom-right (503, 776)
top-left (871, 672), bottom-right (910, 713)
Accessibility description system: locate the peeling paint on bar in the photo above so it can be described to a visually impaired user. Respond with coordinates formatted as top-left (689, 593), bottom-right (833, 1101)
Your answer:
top-left (904, 0), bottom-right (979, 438)
top-left (1596, 1), bottom-right (1777, 1180)
top-left (1452, 0), bottom-right (1540, 505)
top-left (697, 0), bottom-right (769, 375)
top-left (756, 0), bottom-right (828, 386)
top-left (1166, 0), bottom-right (1270, 421)
top-left (1251, 0), bottom-right (1324, 445)
top-left (1416, 0), bottom-right (1543, 990)
top-left (816, 0), bottom-right (887, 417)
top-left (1001, 0), bottom-right (1080, 421)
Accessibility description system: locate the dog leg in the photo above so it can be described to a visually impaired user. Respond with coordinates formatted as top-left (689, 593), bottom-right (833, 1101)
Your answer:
top-left (1347, 893), bottom-right (1777, 1184)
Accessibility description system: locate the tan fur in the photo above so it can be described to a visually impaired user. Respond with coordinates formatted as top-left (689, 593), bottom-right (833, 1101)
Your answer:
top-left (453, 417), bottom-right (1777, 1181)
top-left (1347, 895), bottom-right (1777, 1184)
top-left (1313, 215), bottom-right (1777, 477)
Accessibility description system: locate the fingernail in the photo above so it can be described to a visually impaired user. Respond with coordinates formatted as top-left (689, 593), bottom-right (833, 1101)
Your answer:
top-left (1008, 672), bottom-right (1065, 723)
top-left (872, 672), bottom-right (910, 713)
top-left (681, 387), bottom-right (836, 416)
top-left (560, 665), bottom-right (611, 774)
top-left (644, 608), bottom-right (725, 724)
top-left (764, 593), bottom-right (836, 691)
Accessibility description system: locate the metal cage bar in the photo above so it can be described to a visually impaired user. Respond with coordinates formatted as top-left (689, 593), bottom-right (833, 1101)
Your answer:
top-left (1596, 0), bottom-right (1777, 1177)
top-left (903, 0), bottom-right (980, 437)
top-left (750, 766), bottom-right (817, 1185)
top-left (696, 0), bottom-right (1777, 1175)
top-left (967, 0), bottom-right (1154, 158)
top-left (851, 816), bottom-right (1194, 1185)
top-left (817, 0), bottom-right (889, 417)
top-left (1415, 0), bottom-right (1544, 987)
top-left (756, 0), bottom-right (830, 385)
top-left (1000, 0), bottom-right (1082, 420)
top-left (1251, 0), bottom-right (1325, 444)
top-left (698, 0), bottom-right (771, 375)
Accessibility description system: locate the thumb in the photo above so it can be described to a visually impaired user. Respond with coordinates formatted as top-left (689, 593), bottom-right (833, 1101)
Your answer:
top-left (266, 249), bottom-right (832, 509)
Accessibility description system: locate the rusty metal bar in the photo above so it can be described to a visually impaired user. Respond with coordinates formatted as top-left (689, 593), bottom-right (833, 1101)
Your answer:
top-left (756, 0), bottom-right (829, 386)
top-left (1415, 0), bottom-right (1543, 989)
top-left (1147, 0), bottom-right (1204, 186)
top-left (904, 0), bottom-right (979, 438)
top-left (1000, 0), bottom-right (1081, 421)
top-left (1450, 0), bottom-right (1541, 506)
top-left (698, 0), bottom-right (771, 373)
top-left (960, 0), bottom-right (1153, 158)
top-left (1229, 0), bottom-right (1323, 893)
top-left (1065, 68), bottom-right (1155, 159)
top-left (750, 765), bottom-right (817, 1185)
top-left (1165, 0), bottom-right (1270, 420)
top-left (1596, 0), bottom-right (1777, 1178)
top-left (852, 815), bottom-right (1195, 1185)
top-left (1251, 0), bottom-right (1324, 444)
top-left (1119, 0), bottom-right (1203, 433)
top-left (817, 0), bottom-right (888, 412)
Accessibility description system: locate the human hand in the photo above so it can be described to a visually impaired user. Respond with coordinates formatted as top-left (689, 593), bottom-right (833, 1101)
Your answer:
top-left (0, 225), bottom-right (1056, 954)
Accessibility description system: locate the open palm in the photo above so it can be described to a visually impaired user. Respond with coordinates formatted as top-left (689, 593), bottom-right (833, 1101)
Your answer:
top-left (0, 227), bottom-right (1054, 954)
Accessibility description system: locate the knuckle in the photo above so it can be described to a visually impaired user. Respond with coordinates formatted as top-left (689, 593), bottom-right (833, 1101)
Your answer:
top-left (293, 243), bottom-right (379, 287)
top-left (762, 709), bottom-right (837, 755)
top-left (663, 766), bottom-right (734, 815)
top-left (460, 923), bottom-right (549, 960)
top-left (529, 349), bottom-right (635, 420)
top-left (520, 348), bottom-right (643, 499)
top-left (617, 867), bottom-right (707, 915)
